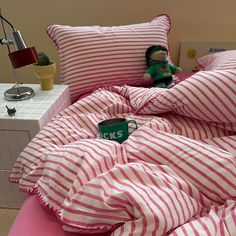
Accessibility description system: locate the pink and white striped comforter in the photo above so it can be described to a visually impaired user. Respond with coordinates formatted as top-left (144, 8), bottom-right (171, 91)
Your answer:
top-left (10, 70), bottom-right (236, 235)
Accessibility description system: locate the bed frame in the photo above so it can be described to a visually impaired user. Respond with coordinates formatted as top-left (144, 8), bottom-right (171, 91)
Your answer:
top-left (8, 195), bottom-right (111, 236)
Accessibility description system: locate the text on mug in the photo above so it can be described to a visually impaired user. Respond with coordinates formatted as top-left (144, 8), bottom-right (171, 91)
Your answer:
top-left (102, 131), bottom-right (123, 139)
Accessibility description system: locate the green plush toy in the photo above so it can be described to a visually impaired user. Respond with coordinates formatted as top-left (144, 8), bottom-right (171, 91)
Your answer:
top-left (143, 45), bottom-right (181, 88)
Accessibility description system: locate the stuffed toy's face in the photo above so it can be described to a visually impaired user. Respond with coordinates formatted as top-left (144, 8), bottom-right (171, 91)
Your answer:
top-left (150, 50), bottom-right (167, 62)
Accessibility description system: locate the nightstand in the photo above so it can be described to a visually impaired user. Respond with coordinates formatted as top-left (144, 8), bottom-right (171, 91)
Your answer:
top-left (0, 83), bottom-right (71, 209)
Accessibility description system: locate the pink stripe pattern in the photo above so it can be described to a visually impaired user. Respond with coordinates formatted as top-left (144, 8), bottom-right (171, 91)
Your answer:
top-left (46, 15), bottom-right (171, 102)
top-left (10, 71), bottom-right (236, 235)
top-left (196, 50), bottom-right (236, 71)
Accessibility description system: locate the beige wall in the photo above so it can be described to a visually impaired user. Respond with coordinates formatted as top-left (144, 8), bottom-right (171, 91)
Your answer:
top-left (1, 0), bottom-right (236, 85)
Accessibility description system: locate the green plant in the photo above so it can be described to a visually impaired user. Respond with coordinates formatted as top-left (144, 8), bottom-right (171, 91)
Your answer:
top-left (36, 52), bottom-right (53, 66)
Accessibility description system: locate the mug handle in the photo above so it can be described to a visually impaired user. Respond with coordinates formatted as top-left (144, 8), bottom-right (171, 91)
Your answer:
top-left (127, 120), bottom-right (138, 134)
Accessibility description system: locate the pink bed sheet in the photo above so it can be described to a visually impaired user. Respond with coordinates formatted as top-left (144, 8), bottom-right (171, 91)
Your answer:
top-left (8, 195), bottom-right (111, 236)
top-left (8, 70), bottom-right (236, 235)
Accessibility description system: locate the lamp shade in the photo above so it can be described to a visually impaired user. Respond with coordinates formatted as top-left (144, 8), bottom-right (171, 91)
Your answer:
top-left (8, 46), bottom-right (38, 68)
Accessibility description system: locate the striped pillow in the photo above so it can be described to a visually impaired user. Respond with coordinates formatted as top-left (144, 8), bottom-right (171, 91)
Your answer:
top-left (46, 14), bottom-right (171, 102)
top-left (196, 50), bottom-right (236, 71)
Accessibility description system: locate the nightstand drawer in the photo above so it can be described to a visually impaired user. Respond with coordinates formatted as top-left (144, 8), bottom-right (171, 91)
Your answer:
top-left (0, 170), bottom-right (26, 208)
top-left (0, 130), bottom-right (30, 169)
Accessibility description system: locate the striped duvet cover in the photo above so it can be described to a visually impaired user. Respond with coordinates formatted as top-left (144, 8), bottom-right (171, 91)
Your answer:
top-left (10, 70), bottom-right (236, 235)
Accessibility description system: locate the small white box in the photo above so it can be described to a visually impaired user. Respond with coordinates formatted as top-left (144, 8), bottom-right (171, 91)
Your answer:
top-left (179, 41), bottom-right (236, 72)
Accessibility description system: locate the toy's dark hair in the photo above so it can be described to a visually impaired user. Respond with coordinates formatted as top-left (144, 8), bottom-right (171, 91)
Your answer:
top-left (145, 45), bottom-right (168, 66)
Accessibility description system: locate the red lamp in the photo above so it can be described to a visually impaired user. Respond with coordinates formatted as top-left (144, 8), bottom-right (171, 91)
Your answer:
top-left (0, 10), bottom-right (39, 101)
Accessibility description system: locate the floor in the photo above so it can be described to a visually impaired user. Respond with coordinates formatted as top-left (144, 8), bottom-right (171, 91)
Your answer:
top-left (0, 208), bottom-right (19, 236)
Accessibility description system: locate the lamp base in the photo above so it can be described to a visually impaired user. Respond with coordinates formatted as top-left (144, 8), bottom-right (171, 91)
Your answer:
top-left (4, 84), bottom-right (35, 101)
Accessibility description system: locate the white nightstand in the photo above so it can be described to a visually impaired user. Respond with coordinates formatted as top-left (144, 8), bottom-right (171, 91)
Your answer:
top-left (0, 83), bottom-right (71, 209)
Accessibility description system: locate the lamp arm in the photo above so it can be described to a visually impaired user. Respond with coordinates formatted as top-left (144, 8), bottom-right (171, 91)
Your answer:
top-left (0, 10), bottom-right (18, 85)
top-left (0, 13), bottom-right (12, 54)
top-left (0, 13), bottom-right (15, 31)
top-left (0, 10), bottom-right (28, 51)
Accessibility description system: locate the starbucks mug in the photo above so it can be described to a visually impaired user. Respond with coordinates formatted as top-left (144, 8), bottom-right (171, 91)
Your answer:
top-left (98, 118), bottom-right (138, 143)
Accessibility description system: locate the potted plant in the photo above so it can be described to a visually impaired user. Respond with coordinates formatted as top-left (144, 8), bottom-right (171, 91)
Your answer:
top-left (32, 52), bottom-right (56, 90)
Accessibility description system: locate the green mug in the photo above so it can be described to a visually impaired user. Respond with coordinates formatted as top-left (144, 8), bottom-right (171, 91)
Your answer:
top-left (98, 118), bottom-right (138, 143)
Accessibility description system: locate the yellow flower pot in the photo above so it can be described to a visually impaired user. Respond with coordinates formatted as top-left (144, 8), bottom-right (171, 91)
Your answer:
top-left (32, 62), bottom-right (56, 90)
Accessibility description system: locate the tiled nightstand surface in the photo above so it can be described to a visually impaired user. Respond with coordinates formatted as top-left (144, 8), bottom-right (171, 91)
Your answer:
top-left (0, 83), bottom-right (71, 208)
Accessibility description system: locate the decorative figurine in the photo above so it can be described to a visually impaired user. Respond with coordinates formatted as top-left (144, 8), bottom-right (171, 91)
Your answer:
top-left (6, 106), bottom-right (16, 116)
top-left (143, 45), bottom-right (181, 88)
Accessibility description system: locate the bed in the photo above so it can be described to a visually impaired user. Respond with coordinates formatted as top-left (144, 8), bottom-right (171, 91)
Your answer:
top-left (8, 14), bottom-right (236, 235)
